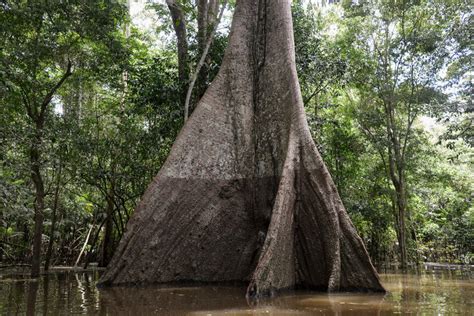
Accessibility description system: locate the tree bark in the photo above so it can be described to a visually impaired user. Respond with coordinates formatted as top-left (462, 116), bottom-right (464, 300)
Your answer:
top-left (99, 185), bottom-right (115, 267)
top-left (44, 161), bottom-right (62, 271)
top-left (166, 0), bottom-right (189, 103)
top-left (195, 0), bottom-right (220, 106)
top-left (99, 0), bottom-right (384, 298)
top-left (395, 179), bottom-right (408, 269)
top-left (30, 124), bottom-right (45, 278)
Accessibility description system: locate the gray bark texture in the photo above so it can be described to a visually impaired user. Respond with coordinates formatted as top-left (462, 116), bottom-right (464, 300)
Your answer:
top-left (98, 0), bottom-right (385, 298)
top-left (166, 0), bottom-right (189, 85)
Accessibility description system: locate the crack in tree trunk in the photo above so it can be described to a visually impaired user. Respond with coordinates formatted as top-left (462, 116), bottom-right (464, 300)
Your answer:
top-left (99, 0), bottom-right (385, 298)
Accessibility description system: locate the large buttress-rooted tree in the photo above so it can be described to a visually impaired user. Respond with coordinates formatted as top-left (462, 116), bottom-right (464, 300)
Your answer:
top-left (99, 0), bottom-right (385, 297)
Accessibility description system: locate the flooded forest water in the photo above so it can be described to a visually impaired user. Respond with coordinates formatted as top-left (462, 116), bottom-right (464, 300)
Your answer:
top-left (0, 268), bottom-right (472, 315)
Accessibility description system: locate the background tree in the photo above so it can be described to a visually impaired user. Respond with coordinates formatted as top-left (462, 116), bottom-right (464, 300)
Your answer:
top-left (0, 0), bottom-right (128, 275)
top-left (327, 0), bottom-right (470, 268)
top-left (155, 0), bottom-right (230, 118)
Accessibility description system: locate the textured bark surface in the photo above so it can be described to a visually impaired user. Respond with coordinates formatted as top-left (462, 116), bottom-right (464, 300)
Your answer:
top-left (166, 0), bottom-right (188, 85)
top-left (99, 0), bottom-right (385, 297)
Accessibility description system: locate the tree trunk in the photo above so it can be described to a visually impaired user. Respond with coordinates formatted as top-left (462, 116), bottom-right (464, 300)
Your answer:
top-left (395, 180), bottom-right (407, 269)
top-left (83, 219), bottom-right (105, 269)
top-left (99, 186), bottom-right (115, 267)
top-left (195, 0), bottom-right (217, 105)
top-left (75, 224), bottom-right (93, 267)
top-left (184, 0), bottom-right (226, 121)
top-left (98, 0), bottom-right (384, 297)
top-left (166, 0), bottom-right (189, 102)
top-left (44, 161), bottom-right (62, 270)
top-left (30, 124), bottom-right (45, 278)
top-left (386, 111), bottom-right (408, 269)
top-left (27, 59), bottom-right (71, 277)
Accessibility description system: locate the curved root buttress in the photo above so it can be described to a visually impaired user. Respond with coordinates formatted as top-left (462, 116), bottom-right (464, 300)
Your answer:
top-left (98, 0), bottom-right (385, 297)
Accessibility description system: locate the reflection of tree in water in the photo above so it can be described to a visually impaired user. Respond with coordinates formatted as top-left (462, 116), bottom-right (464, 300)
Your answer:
top-left (42, 275), bottom-right (50, 315)
top-left (26, 280), bottom-right (38, 316)
top-left (99, 286), bottom-right (250, 314)
top-left (380, 271), bottom-right (473, 314)
top-left (381, 273), bottom-right (420, 312)
top-left (12, 271), bottom-right (104, 315)
top-left (99, 286), bottom-right (390, 315)
top-left (295, 293), bottom-right (388, 315)
top-left (0, 271), bottom-right (471, 314)
top-left (5, 279), bottom-right (25, 313)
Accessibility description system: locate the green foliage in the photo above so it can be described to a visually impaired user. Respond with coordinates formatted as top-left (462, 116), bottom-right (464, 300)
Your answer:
top-left (0, 0), bottom-right (472, 267)
top-left (296, 0), bottom-right (473, 265)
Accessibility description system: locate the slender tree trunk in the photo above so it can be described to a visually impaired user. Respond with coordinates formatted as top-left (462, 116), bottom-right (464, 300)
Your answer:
top-left (184, 1), bottom-right (226, 121)
top-left (99, 186), bottom-right (115, 267)
top-left (196, 0), bottom-right (209, 98)
top-left (197, 0), bottom-right (209, 55)
top-left (83, 218), bottom-right (105, 268)
top-left (27, 60), bottom-right (71, 277)
top-left (389, 172), bottom-right (408, 270)
top-left (119, 0), bottom-right (131, 112)
top-left (44, 161), bottom-right (62, 270)
top-left (384, 100), bottom-right (408, 270)
top-left (75, 225), bottom-right (93, 267)
top-left (166, 0), bottom-right (189, 102)
top-left (396, 180), bottom-right (407, 269)
top-left (30, 122), bottom-right (45, 278)
top-left (99, 0), bottom-right (384, 298)
top-left (195, 0), bottom-right (219, 106)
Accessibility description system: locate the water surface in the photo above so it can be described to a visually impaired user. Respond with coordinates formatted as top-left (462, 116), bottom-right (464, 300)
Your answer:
top-left (0, 268), bottom-right (472, 315)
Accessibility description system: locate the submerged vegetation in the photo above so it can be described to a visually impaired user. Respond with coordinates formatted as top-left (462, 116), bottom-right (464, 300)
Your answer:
top-left (0, 0), bottom-right (472, 275)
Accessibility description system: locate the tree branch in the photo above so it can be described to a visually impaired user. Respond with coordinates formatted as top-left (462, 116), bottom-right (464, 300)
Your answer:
top-left (39, 59), bottom-right (73, 120)
top-left (184, 0), bottom-right (227, 121)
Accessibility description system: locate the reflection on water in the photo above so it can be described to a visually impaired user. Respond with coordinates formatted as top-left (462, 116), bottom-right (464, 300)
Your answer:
top-left (0, 269), bottom-right (472, 315)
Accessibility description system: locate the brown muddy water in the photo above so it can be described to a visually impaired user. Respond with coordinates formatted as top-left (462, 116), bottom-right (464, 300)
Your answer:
top-left (0, 268), bottom-right (472, 315)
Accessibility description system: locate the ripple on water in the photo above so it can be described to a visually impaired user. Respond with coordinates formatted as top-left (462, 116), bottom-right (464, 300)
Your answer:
top-left (0, 269), bottom-right (472, 315)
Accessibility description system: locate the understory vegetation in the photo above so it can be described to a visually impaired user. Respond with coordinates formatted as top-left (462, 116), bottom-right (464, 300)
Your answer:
top-left (1, 0), bottom-right (472, 270)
